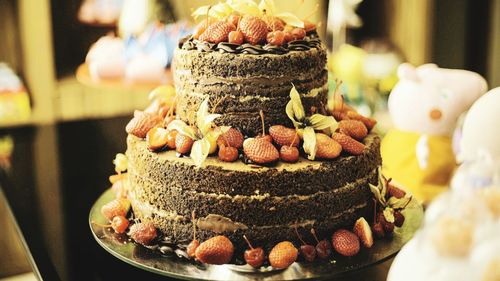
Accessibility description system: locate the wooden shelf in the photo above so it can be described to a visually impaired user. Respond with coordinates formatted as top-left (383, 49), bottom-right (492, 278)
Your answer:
top-left (75, 63), bottom-right (172, 91)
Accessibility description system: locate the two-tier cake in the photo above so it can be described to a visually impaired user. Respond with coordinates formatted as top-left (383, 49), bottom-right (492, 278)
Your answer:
top-left (101, 0), bottom-right (412, 269)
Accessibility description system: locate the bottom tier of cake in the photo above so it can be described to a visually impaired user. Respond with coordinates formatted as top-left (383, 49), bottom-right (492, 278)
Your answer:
top-left (126, 134), bottom-right (381, 251)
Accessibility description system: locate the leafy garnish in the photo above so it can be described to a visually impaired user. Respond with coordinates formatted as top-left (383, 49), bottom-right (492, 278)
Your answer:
top-left (167, 97), bottom-right (224, 167)
top-left (285, 85), bottom-right (337, 160)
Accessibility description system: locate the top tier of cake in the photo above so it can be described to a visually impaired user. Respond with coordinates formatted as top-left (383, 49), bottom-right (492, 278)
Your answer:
top-left (174, 34), bottom-right (328, 136)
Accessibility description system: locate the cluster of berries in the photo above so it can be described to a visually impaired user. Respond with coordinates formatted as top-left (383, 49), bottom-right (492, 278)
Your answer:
top-left (193, 14), bottom-right (316, 46)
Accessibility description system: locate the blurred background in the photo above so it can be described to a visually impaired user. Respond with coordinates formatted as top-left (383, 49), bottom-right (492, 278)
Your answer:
top-left (0, 0), bottom-right (499, 280)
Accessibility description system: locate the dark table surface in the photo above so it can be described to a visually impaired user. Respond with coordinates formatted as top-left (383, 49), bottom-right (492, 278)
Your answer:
top-left (0, 116), bottom-right (392, 281)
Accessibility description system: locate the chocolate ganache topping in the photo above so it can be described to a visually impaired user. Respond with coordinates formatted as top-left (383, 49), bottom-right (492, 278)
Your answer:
top-left (178, 32), bottom-right (322, 55)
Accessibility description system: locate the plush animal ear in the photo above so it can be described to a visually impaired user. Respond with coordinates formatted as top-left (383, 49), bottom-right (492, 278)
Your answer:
top-left (397, 63), bottom-right (419, 82)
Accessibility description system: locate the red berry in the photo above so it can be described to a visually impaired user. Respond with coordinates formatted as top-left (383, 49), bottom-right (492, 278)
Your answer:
top-left (187, 239), bottom-right (200, 258)
top-left (129, 222), bottom-right (157, 245)
top-left (166, 130), bottom-right (178, 149)
top-left (266, 30), bottom-right (285, 46)
top-left (394, 211), bottom-right (405, 227)
top-left (280, 145), bottom-right (299, 163)
top-left (111, 215), bottom-right (129, 234)
top-left (284, 31), bottom-right (293, 43)
top-left (316, 240), bottom-right (332, 259)
top-left (244, 247), bottom-right (264, 268)
top-left (228, 30), bottom-right (244, 44)
top-left (175, 133), bottom-right (194, 154)
top-left (243, 235), bottom-right (264, 268)
top-left (372, 222), bottom-right (385, 238)
top-left (291, 28), bottom-right (306, 40)
top-left (300, 244), bottom-right (316, 262)
top-left (218, 145), bottom-right (239, 162)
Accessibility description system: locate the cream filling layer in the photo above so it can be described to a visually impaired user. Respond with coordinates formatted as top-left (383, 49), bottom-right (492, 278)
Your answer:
top-left (128, 167), bottom-right (376, 203)
top-left (176, 83), bottom-right (327, 102)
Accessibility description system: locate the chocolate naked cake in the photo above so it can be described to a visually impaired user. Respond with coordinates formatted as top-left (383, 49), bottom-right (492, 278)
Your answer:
top-left (100, 0), bottom-right (412, 269)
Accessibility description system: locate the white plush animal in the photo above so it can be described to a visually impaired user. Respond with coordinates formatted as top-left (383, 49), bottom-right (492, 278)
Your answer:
top-left (381, 63), bottom-right (487, 202)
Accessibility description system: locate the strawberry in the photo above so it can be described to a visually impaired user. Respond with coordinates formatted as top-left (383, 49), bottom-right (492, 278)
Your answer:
top-left (146, 127), bottom-right (169, 151)
top-left (125, 110), bottom-right (162, 139)
top-left (332, 133), bottom-right (365, 156)
top-left (269, 241), bottom-right (298, 269)
top-left (195, 235), bottom-right (234, 265)
top-left (283, 31), bottom-right (294, 43)
top-left (265, 17), bottom-right (285, 31)
top-left (346, 111), bottom-right (377, 131)
top-left (387, 184), bottom-right (407, 199)
top-left (353, 217), bottom-right (374, 248)
top-left (228, 30), bottom-right (244, 44)
top-left (129, 222), bottom-right (157, 245)
top-left (315, 133), bottom-right (342, 159)
top-left (291, 28), bottom-right (306, 40)
top-left (256, 134), bottom-right (273, 143)
top-left (267, 30), bottom-right (285, 46)
top-left (218, 145), bottom-right (239, 162)
top-left (193, 19), bottom-right (211, 40)
top-left (303, 20), bottom-right (316, 32)
top-left (243, 138), bottom-right (279, 164)
top-left (217, 127), bottom-right (244, 149)
top-left (239, 15), bottom-right (268, 45)
top-left (393, 211), bottom-right (405, 227)
top-left (101, 198), bottom-right (130, 221)
top-left (166, 130), bottom-right (178, 149)
top-left (199, 21), bottom-right (236, 44)
top-left (331, 229), bottom-right (360, 257)
top-left (269, 125), bottom-right (299, 147)
top-left (338, 120), bottom-right (368, 140)
top-left (175, 133), bottom-right (194, 154)
top-left (280, 145), bottom-right (299, 163)
top-left (111, 215), bottom-right (129, 234)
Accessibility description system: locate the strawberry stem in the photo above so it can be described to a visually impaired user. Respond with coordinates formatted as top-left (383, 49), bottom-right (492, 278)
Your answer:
top-left (91, 221), bottom-right (111, 228)
top-left (259, 110), bottom-right (266, 137)
top-left (243, 235), bottom-right (254, 250)
top-left (289, 130), bottom-right (298, 147)
top-left (310, 228), bottom-right (320, 244)
top-left (293, 223), bottom-right (306, 246)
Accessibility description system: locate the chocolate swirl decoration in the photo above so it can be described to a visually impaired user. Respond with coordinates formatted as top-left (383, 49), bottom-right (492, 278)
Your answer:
top-left (178, 32), bottom-right (322, 55)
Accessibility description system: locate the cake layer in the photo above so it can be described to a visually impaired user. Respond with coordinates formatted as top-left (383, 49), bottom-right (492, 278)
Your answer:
top-left (173, 43), bottom-right (328, 136)
top-left (126, 134), bottom-right (381, 196)
top-left (126, 134), bottom-right (380, 249)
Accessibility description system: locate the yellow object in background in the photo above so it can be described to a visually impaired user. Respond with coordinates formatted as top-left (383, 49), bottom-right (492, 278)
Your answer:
top-left (381, 129), bottom-right (455, 203)
top-left (0, 91), bottom-right (31, 125)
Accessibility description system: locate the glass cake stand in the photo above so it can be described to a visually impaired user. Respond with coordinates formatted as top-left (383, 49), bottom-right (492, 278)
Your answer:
top-left (89, 189), bottom-right (423, 281)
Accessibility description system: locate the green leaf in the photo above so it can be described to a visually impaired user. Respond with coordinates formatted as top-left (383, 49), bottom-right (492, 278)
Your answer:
top-left (275, 12), bottom-right (304, 28)
top-left (167, 120), bottom-right (197, 140)
top-left (258, 0), bottom-right (276, 15)
top-left (227, 0), bottom-right (261, 16)
top-left (190, 138), bottom-right (211, 167)
top-left (289, 85), bottom-right (305, 121)
top-left (383, 207), bottom-right (395, 223)
top-left (196, 98), bottom-right (221, 136)
top-left (369, 183), bottom-right (382, 204)
top-left (387, 196), bottom-right (412, 210)
top-left (192, 3), bottom-right (233, 20)
top-left (309, 114), bottom-right (338, 131)
top-left (303, 127), bottom-right (317, 160)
